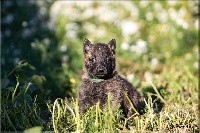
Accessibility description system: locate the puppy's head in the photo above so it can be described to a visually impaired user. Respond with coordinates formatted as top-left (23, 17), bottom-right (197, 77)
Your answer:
top-left (83, 39), bottom-right (116, 79)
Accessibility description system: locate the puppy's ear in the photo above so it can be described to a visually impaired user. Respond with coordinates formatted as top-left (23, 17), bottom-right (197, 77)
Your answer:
top-left (83, 38), bottom-right (92, 54)
top-left (108, 39), bottom-right (116, 54)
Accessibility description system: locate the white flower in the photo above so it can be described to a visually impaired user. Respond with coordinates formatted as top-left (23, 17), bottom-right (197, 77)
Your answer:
top-left (3, 14), bottom-right (14, 24)
top-left (130, 40), bottom-right (148, 55)
top-left (122, 2), bottom-right (139, 18)
top-left (97, 6), bottom-right (118, 23)
top-left (60, 45), bottom-right (67, 52)
top-left (22, 21), bottom-right (28, 27)
top-left (193, 62), bottom-right (198, 69)
top-left (139, 1), bottom-right (149, 8)
top-left (144, 71), bottom-right (152, 82)
top-left (14, 58), bottom-right (20, 65)
top-left (154, 3), bottom-right (162, 11)
top-left (169, 8), bottom-right (188, 29)
top-left (157, 10), bottom-right (168, 23)
top-left (169, 8), bottom-right (178, 20)
top-left (65, 23), bottom-right (79, 39)
top-left (95, 27), bottom-right (106, 37)
top-left (167, 1), bottom-right (178, 6)
top-left (178, 19), bottom-right (188, 29)
top-left (146, 12), bottom-right (154, 21)
top-left (82, 8), bottom-right (95, 19)
top-left (43, 38), bottom-right (50, 46)
top-left (31, 42), bottom-right (36, 48)
top-left (75, 1), bottom-right (93, 8)
top-left (130, 5), bottom-right (139, 18)
top-left (50, 1), bottom-right (62, 19)
top-left (151, 58), bottom-right (159, 69)
top-left (22, 28), bottom-right (31, 37)
top-left (130, 45), bottom-right (136, 52)
top-left (84, 23), bottom-right (106, 38)
top-left (127, 74), bottom-right (135, 82)
top-left (136, 40), bottom-right (147, 54)
top-left (84, 23), bottom-right (96, 34)
top-left (65, 30), bottom-right (77, 40)
top-left (62, 55), bottom-right (69, 63)
top-left (121, 42), bottom-right (130, 50)
top-left (50, 1), bottom-right (80, 23)
top-left (195, 19), bottom-right (198, 29)
top-left (178, 8), bottom-right (186, 18)
top-left (39, 7), bottom-right (47, 16)
top-left (65, 23), bottom-right (79, 31)
top-left (121, 20), bottom-right (139, 36)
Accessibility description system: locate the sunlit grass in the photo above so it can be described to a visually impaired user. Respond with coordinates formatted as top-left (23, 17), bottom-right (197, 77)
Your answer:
top-left (1, 60), bottom-right (199, 132)
top-left (48, 64), bottom-right (198, 132)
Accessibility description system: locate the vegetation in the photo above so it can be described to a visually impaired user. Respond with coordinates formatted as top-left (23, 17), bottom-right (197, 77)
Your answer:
top-left (1, 0), bottom-right (199, 132)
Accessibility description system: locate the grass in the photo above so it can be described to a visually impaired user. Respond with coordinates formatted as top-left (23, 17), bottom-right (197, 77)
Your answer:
top-left (49, 86), bottom-right (198, 132)
top-left (1, 59), bottom-right (199, 132)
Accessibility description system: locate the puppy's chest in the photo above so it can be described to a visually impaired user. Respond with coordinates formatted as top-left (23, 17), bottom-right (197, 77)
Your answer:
top-left (86, 80), bottom-right (123, 101)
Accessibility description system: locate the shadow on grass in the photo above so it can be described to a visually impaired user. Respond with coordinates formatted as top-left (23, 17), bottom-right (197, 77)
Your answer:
top-left (143, 85), bottom-right (168, 113)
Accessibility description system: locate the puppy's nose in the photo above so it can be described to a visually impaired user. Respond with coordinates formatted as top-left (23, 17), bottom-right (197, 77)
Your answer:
top-left (98, 68), bottom-right (105, 73)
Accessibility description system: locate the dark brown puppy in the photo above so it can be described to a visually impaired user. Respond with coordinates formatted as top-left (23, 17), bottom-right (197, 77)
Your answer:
top-left (78, 39), bottom-right (145, 117)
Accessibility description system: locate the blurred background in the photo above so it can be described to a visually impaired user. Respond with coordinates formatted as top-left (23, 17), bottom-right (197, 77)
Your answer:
top-left (1, 0), bottom-right (199, 101)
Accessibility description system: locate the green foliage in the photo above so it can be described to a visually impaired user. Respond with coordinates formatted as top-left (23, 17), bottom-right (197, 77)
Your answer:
top-left (1, 61), bottom-right (52, 131)
top-left (2, 77), bottom-right (44, 130)
top-left (49, 96), bottom-right (124, 133)
top-left (1, 0), bottom-right (73, 102)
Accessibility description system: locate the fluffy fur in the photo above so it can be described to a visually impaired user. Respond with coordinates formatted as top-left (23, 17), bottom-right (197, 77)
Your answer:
top-left (78, 39), bottom-right (145, 117)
